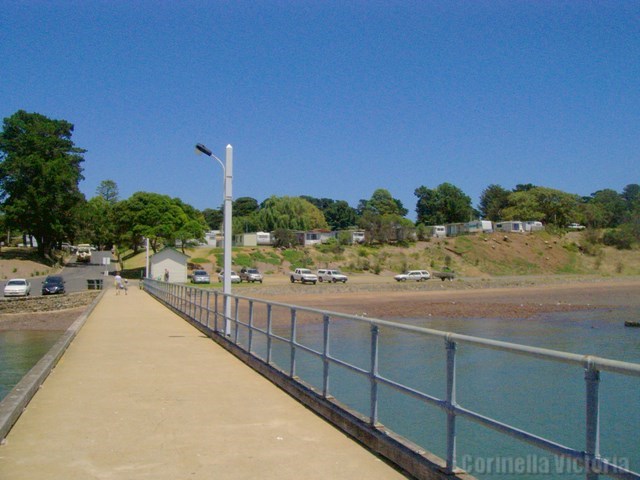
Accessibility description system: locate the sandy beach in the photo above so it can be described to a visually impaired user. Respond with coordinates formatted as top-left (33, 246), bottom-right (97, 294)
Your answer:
top-left (244, 275), bottom-right (640, 320)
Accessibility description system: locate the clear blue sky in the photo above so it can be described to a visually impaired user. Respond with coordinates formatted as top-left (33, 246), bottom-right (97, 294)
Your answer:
top-left (2, 1), bottom-right (638, 220)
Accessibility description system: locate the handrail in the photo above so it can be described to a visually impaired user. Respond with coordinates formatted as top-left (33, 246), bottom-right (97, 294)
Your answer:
top-left (143, 279), bottom-right (639, 480)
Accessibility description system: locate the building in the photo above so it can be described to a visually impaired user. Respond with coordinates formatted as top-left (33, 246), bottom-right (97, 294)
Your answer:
top-left (149, 247), bottom-right (189, 283)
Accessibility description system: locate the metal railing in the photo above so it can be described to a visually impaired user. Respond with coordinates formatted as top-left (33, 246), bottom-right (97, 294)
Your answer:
top-left (144, 279), bottom-right (640, 480)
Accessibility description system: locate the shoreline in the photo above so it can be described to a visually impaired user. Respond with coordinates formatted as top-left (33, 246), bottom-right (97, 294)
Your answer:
top-left (2, 276), bottom-right (639, 330)
top-left (244, 275), bottom-right (640, 320)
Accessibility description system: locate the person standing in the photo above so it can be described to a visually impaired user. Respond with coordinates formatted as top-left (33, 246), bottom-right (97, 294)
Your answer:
top-left (114, 272), bottom-right (124, 295)
top-left (164, 269), bottom-right (169, 282)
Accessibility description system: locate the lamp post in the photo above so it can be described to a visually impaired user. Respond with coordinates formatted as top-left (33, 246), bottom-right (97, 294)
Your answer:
top-left (195, 143), bottom-right (233, 336)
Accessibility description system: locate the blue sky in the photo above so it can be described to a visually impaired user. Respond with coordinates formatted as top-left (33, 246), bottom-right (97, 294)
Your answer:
top-left (1, 1), bottom-right (638, 220)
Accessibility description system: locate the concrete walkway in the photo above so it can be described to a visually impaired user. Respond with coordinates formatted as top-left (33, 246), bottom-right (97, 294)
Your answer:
top-left (0, 285), bottom-right (407, 480)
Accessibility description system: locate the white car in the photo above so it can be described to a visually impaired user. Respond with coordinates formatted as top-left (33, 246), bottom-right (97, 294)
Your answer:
top-left (217, 271), bottom-right (241, 283)
top-left (567, 223), bottom-right (586, 230)
top-left (394, 270), bottom-right (431, 282)
top-left (317, 269), bottom-right (348, 283)
top-left (4, 278), bottom-right (31, 297)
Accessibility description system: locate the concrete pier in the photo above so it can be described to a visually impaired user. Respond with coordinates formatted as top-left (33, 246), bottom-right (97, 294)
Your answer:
top-left (0, 286), bottom-right (407, 479)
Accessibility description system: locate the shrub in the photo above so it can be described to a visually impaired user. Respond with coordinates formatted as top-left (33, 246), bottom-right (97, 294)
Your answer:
top-left (603, 229), bottom-right (634, 250)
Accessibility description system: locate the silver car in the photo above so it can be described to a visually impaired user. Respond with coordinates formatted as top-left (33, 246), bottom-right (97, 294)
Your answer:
top-left (394, 270), bottom-right (431, 282)
top-left (191, 270), bottom-right (210, 284)
top-left (317, 269), bottom-right (348, 283)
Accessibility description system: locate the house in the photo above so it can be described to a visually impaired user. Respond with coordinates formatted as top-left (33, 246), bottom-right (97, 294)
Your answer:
top-left (149, 247), bottom-right (189, 283)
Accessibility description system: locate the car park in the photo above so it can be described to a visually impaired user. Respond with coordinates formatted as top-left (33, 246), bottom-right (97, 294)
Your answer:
top-left (394, 270), bottom-right (431, 282)
top-left (317, 269), bottom-right (348, 283)
top-left (239, 268), bottom-right (263, 283)
top-left (41, 275), bottom-right (66, 295)
top-left (191, 270), bottom-right (210, 284)
top-left (4, 278), bottom-right (31, 297)
top-left (217, 270), bottom-right (241, 283)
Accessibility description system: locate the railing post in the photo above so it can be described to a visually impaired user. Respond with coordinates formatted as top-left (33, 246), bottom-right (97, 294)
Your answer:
top-left (585, 362), bottom-right (601, 480)
top-left (213, 291), bottom-right (219, 333)
top-left (248, 301), bottom-right (254, 353)
top-left (233, 297), bottom-right (240, 344)
top-left (205, 290), bottom-right (211, 328)
top-left (322, 314), bottom-right (330, 397)
top-left (445, 337), bottom-right (457, 473)
top-left (290, 309), bottom-right (297, 378)
top-left (370, 324), bottom-right (379, 426)
top-left (266, 304), bottom-right (273, 365)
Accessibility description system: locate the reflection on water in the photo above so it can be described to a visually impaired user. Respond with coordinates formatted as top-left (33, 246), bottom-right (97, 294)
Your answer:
top-left (0, 331), bottom-right (62, 401)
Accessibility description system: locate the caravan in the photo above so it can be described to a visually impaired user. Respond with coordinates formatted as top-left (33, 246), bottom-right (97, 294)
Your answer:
top-left (467, 220), bottom-right (494, 234)
top-left (495, 221), bottom-right (525, 233)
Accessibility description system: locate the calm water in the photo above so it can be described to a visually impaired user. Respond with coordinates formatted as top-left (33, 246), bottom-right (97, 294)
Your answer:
top-left (3, 306), bottom-right (638, 479)
top-left (0, 330), bottom-right (63, 401)
top-left (268, 307), bottom-right (640, 480)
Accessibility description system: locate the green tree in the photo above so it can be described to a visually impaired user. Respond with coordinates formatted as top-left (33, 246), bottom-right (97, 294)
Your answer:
top-left (75, 196), bottom-right (117, 249)
top-left (358, 189), bottom-right (408, 217)
top-left (0, 110), bottom-right (85, 255)
top-left (233, 197), bottom-right (259, 217)
top-left (585, 189), bottom-right (626, 227)
top-left (414, 183), bottom-right (473, 225)
top-left (478, 184), bottom-right (510, 221)
top-left (202, 208), bottom-right (223, 230)
top-left (502, 187), bottom-right (579, 226)
top-left (96, 179), bottom-right (119, 204)
top-left (324, 200), bottom-right (357, 230)
top-left (114, 192), bottom-right (200, 253)
top-left (255, 196), bottom-right (328, 231)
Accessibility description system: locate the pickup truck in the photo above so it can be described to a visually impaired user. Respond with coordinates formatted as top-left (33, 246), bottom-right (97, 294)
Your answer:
top-left (239, 268), bottom-right (263, 283)
top-left (432, 271), bottom-right (455, 282)
top-left (290, 268), bottom-right (318, 284)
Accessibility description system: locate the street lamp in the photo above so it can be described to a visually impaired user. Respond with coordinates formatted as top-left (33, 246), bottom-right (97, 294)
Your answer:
top-left (195, 143), bottom-right (233, 336)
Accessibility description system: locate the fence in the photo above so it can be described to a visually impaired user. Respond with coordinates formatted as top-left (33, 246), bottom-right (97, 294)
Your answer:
top-left (144, 279), bottom-right (640, 480)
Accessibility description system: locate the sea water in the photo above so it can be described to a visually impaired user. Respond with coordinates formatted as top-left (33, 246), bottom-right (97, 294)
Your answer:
top-left (285, 307), bottom-right (640, 480)
top-left (0, 330), bottom-right (62, 401)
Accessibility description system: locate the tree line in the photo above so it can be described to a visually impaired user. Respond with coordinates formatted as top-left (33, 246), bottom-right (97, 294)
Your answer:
top-left (1, 110), bottom-right (638, 256)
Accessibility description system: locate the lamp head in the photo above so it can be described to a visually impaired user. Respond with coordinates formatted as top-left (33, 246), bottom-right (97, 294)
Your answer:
top-left (195, 143), bottom-right (212, 156)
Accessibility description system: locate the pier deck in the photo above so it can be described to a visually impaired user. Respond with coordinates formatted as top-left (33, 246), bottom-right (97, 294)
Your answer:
top-left (0, 286), bottom-right (407, 479)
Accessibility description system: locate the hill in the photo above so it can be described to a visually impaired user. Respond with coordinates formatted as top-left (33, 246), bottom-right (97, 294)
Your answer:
top-left (123, 230), bottom-right (640, 279)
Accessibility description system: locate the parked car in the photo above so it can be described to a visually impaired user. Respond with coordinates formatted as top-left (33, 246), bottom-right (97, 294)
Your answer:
top-left (239, 268), bottom-right (263, 283)
top-left (217, 270), bottom-right (241, 283)
top-left (394, 270), bottom-right (431, 282)
top-left (191, 270), bottom-right (210, 284)
top-left (4, 278), bottom-right (31, 297)
top-left (567, 223), bottom-right (586, 230)
top-left (290, 268), bottom-right (318, 284)
top-left (41, 275), bottom-right (66, 295)
top-left (317, 269), bottom-right (348, 283)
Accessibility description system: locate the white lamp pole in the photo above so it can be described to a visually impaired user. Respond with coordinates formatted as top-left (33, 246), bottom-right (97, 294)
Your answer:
top-left (195, 143), bottom-right (233, 336)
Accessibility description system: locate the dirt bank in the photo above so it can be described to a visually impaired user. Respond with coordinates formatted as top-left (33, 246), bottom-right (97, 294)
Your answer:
top-left (0, 292), bottom-right (99, 331)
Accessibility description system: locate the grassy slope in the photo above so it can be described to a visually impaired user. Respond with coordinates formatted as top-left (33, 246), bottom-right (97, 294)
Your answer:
top-left (121, 231), bottom-right (640, 278)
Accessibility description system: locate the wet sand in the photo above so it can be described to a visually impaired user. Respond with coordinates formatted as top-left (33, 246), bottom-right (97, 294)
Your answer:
top-left (247, 277), bottom-right (640, 319)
